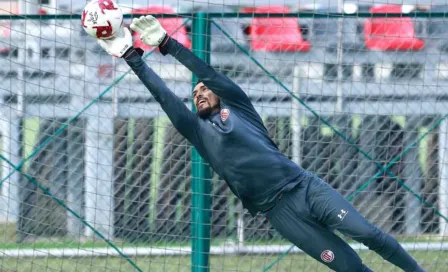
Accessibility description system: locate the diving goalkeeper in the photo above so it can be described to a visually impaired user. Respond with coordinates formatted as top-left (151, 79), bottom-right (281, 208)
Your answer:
top-left (97, 15), bottom-right (425, 272)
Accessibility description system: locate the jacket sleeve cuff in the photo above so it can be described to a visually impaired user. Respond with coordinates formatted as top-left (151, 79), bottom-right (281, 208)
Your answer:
top-left (159, 35), bottom-right (173, 56)
top-left (123, 47), bottom-right (144, 61)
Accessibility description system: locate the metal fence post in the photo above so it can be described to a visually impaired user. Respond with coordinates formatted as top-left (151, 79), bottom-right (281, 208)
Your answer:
top-left (84, 103), bottom-right (114, 240)
top-left (191, 12), bottom-right (212, 272)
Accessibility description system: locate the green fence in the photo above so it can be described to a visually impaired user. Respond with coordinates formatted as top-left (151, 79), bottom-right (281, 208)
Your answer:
top-left (0, 10), bottom-right (448, 272)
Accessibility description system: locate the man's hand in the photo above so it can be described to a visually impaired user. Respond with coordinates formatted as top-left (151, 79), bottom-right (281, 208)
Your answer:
top-left (130, 15), bottom-right (167, 47)
top-left (97, 27), bottom-right (133, 58)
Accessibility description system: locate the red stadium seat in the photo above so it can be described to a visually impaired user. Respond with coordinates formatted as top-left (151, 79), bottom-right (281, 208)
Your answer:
top-left (97, 64), bottom-right (113, 78)
top-left (131, 6), bottom-right (191, 51)
top-left (239, 7), bottom-right (257, 13)
top-left (364, 5), bottom-right (424, 51)
top-left (245, 5), bottom-right (310, 52)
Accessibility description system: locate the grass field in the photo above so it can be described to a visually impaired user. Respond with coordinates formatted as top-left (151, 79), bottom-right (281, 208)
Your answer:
top-left (0, 250), bottom-right (445, 272)
top-left (1, 223), bottom-right (448, 272)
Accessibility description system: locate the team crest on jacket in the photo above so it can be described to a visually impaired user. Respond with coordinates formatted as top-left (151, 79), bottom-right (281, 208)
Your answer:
top-left (220, 108), bottom-right (230, 121)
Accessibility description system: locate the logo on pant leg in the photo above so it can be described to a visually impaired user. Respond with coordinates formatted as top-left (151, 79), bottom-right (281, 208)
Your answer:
top-left (321, 250), bottom-right (335, 263)
top-left (337, 209), bottom-right (348, 221)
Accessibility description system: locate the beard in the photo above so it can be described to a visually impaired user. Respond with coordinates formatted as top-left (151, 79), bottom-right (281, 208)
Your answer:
top-left (197, 106), bottom-right (213, 119)
top-left (197, 104), bottom-right (219, 119)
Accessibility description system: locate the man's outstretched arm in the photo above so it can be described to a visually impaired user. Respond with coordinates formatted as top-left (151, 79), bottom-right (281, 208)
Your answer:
top-left (130, 15), bottom-right (252, 108)
top-left (160, 37), bottom-right (250, 105)
top-left (97, 27), bottom-right (200, 145)
top-left (123, 48), bottom-right (200, 144)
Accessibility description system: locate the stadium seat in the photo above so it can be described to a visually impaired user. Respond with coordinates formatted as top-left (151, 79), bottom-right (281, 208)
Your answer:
top-left (245, 5), bottom-right (311, 52)
top-left (364, 5), bottom-right (424, 51)
top-left (239, 7), bottom-right (257, 14)
top-left (97, 64), bottom-right (113, 78)
top-left (131, 6), bottom-right (191, 51)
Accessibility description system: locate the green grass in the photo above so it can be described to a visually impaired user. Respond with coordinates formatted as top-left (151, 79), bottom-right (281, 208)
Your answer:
top-left (0, 251), bottom-right (444, 272)
top-left (2, 222), bottom-right (448, 249)
top-left (1, 220), bottom-right (447, 272)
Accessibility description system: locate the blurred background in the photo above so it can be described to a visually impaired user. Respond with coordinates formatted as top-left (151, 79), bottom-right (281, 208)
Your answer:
top-left (0, 0), bottom-right (447, 271)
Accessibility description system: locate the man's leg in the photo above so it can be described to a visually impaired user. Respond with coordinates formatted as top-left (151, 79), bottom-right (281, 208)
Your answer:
top-left (265, 182), bottom-right (373, 272)
top-left (306, 176), bottom-right (425, 272)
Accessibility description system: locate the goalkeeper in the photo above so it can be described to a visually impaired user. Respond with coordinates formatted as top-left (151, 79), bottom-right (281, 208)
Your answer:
top-left (98, 16), bottom-right (425, 272)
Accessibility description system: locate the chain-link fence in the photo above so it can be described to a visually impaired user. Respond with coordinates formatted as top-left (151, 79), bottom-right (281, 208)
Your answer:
top-left (0, 4), bottom-right (448, 271)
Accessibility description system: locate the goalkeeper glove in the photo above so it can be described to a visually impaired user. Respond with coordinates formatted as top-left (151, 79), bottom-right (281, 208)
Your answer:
top-left (130, 15), bottom-right (168, 48)
top-left (97, 27), bottom-right (134, 58)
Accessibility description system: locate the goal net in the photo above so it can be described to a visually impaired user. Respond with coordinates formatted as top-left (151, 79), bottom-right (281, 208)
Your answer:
top-left (0, 0), bottom-right (446, 271)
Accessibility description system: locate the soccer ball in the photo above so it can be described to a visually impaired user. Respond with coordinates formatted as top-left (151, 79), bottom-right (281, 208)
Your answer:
top-left (81, 0), bottom-right (123, 40)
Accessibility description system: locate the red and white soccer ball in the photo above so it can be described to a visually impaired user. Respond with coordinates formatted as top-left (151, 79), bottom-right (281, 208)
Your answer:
top-left (81, 0), bottom-right (123, 40)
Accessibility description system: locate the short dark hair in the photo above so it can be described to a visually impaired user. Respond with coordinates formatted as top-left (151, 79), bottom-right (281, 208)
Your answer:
top-left (195, 79), bottom-right (203, 86)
